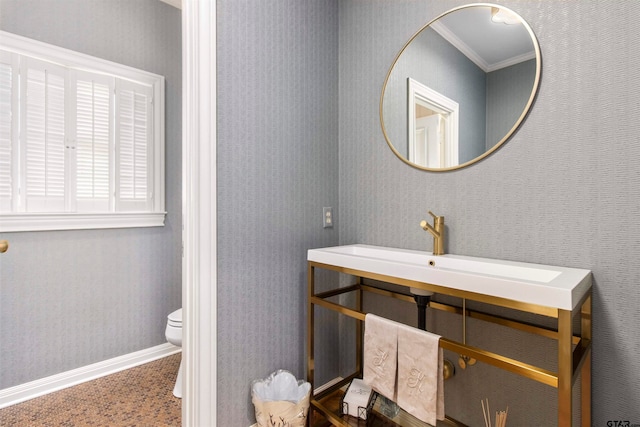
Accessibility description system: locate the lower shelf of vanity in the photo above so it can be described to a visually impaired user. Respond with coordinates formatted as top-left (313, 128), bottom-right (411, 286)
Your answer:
top-left (309, 383), bottom-right (466, 427)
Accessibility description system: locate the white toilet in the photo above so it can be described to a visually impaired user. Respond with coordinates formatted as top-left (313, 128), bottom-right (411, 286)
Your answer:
top-left (165, 308), bottom-right (183, 398)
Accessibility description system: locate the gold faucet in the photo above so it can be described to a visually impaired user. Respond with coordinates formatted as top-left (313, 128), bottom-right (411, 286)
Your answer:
top-left (420, 211), bottom-right (445, 255)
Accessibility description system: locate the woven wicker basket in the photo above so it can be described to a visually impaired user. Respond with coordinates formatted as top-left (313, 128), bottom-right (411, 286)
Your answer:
top-left (252, 391), bottom-right (310, 427)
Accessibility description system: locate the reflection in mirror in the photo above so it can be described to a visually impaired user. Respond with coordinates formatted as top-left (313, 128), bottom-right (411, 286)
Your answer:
top-left (408, 78), bottom-right (459, 168)
top-left (380, 4), bottom-right (541, 171)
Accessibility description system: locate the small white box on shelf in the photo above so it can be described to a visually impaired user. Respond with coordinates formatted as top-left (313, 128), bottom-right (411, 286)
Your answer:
top-left (341, 378), bottom-right (374, 420)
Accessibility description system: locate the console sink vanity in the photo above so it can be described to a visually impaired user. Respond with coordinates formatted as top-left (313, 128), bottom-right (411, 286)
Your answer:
top-left (306, 244), bottom-right (592, 426)
top-left (303, 1), bottom-right (586, 423)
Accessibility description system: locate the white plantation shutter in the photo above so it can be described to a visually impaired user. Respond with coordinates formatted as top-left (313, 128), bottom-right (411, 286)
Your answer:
top-left (73, 71), bottom-right (113, 212)
top-left (22, 57), bottom-right (67, 212)
top-left (0, 32), bottom-right (165, 231)
top-left (116, 79), bottom-right (152, 211)
top-left (0, 51), bottom-right (18, 212)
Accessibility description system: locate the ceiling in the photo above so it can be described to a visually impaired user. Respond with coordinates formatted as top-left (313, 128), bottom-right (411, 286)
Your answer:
top-left (432, 6), bottom-right (536, 72)
top-left (158, 0), bottom-right (181, 10)
top-left (161, 2), bottom-right (533, 73)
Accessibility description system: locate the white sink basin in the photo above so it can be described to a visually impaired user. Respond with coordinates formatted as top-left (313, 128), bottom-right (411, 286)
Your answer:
top-left (307, 244), bottom-right (591, 310)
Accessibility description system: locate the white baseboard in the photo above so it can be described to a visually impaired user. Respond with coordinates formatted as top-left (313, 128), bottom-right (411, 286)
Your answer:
top-left (0, 343), bottom-right (181, 409)
top-left (249, 376), bottom-right (345, 427)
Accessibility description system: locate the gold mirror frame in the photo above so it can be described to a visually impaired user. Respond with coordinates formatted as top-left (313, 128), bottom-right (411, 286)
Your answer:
top-left (380, 3), bottom-right (541, 172)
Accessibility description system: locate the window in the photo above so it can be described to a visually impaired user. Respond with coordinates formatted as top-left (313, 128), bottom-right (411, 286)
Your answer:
top-left (0, 31), bottom-right (165, 232)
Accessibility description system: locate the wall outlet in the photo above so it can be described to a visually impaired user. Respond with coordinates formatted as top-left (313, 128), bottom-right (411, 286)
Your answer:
top-left (323, 207), bottom-right (333, 228)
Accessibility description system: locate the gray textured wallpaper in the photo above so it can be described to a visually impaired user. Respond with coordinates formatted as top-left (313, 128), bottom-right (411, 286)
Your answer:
top-left (216, 0), bottom-right (339, 425)
top-left (0, 0), bottom-right (181, 389)
top-left (339, 0), bottom-right (640, 426)
top-left (486, 59), bottom-right (537, 149)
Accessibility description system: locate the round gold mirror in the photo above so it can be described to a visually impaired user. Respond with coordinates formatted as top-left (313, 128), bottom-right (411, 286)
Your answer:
top-left (380, 3), bottom-right (541, 171)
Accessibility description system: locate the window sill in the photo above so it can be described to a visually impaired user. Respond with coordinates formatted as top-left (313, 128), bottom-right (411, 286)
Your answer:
top-left (0, 212), bottom-right (167, 232)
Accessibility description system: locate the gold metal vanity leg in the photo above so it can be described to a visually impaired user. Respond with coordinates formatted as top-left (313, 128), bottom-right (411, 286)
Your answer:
top-left (356, 277), bottom-right (363, 377)
top-left (581, 294), bottom-right (592, 427)
top-left (558, 309), bottom-right (573, 427)
top-left (307, 264), bottom-right (315, 389)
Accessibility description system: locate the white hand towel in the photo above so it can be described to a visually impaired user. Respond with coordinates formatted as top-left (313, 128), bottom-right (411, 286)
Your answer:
top-left (363, 314), bottom-right (398, 400)
top-left (396, 324), bottom-right (444, 426)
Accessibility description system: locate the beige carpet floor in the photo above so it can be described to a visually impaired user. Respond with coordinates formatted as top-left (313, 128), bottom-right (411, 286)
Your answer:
top-left (0, 353), bottom-right (181, 426)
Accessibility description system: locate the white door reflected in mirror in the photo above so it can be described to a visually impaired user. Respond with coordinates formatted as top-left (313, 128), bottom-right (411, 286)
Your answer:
top-left (408, 78), bottom-right (458, 168)
top-left (414, 114), bottom-right (443, 168)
